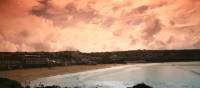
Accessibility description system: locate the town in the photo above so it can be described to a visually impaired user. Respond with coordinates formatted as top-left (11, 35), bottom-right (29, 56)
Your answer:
top-left (1, 49), bottom-right (200, 70)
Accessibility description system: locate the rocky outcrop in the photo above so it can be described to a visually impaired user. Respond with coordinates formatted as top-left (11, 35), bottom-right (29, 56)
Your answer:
top-left (0, 78), bottom-right (23, 88)
top-left (128, 83), bottom-right (153, 88)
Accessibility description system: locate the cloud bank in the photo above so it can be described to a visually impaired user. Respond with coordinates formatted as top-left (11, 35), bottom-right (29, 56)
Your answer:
top-left (0, 0), bottom-right (200, 52)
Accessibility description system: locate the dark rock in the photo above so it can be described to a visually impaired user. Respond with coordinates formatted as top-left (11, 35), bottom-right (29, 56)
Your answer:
top-left (44, 85), bottom-right (61, 88)
top-left (0, 78), bottom-right (23, 88)
top-left (127, 83), bottom-right (153, 88)
top-left (35, 85), bottom-right (61, 88)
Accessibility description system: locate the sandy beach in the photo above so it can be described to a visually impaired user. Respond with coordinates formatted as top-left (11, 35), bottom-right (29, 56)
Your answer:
top-left (0, 64), bottom-right (121, 82)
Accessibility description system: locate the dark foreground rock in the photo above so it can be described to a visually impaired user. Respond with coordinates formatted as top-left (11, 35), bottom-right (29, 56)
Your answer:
top-left (127, 83), bottom-right (153, 88)
top-left (0, 78), bottom-right (23, 88)
top-left (34, 85), bottom-right (61, 88)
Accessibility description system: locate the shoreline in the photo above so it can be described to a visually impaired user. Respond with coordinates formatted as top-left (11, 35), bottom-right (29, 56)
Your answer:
top-left (0, 64), bottom-right (122, 83)
top-left (1, 61), bottom-right (199, 83)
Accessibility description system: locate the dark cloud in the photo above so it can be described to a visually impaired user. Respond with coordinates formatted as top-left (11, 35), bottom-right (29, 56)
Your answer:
top-left (31, 42), bottom-right (51, 51)
top-left (30, 0), bottom-right (49, 17)
top-left (134, 5), bottom-right (149, 14)
top-left (30, 0), bottom-right (100, 27)
top-left (141, 15), bottom-right (163, 40)
top-left (193, 41), bottom-right (200, 48)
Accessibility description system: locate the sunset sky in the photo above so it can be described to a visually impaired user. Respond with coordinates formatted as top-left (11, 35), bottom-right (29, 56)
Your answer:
top-left (0, 0), bottom-right (200, 52)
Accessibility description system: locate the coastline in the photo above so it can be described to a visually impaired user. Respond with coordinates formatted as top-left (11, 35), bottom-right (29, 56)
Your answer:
top-left (0, 64), bottom-right (122, 83)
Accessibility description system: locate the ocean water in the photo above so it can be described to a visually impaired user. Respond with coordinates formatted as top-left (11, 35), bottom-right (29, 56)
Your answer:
top-left (30, 62), bottom-right (200, 88)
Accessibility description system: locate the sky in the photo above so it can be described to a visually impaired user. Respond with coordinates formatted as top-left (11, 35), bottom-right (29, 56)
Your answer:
top-left (0, 0), bottom-right (200, 52)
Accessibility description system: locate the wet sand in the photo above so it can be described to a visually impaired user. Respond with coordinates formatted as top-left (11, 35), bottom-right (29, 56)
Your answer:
top-left (0, 64), bottom-right (122, 82)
